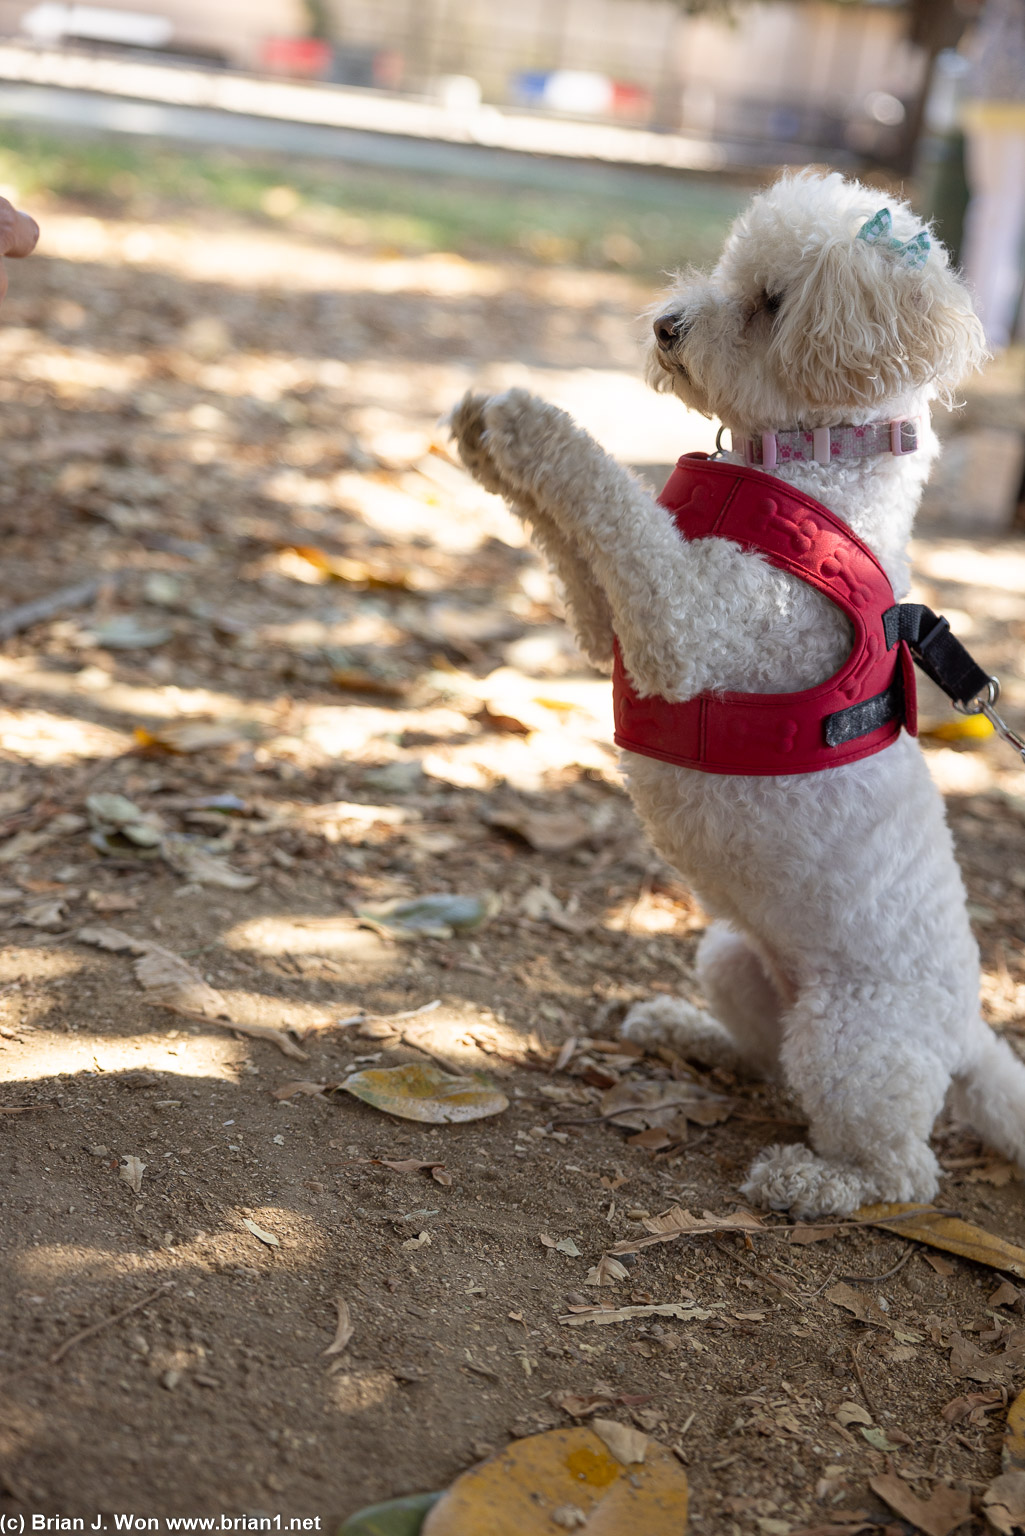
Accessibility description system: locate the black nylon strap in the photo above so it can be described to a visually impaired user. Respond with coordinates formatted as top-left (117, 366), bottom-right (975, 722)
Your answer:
top-left (883, 603), bottom-right (990, 706)
top-left (824, 681), bottom-right (902, 747)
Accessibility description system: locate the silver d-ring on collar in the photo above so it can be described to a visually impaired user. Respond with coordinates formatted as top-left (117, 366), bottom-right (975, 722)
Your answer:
top-left (713, 424), bottom-right (729, 459)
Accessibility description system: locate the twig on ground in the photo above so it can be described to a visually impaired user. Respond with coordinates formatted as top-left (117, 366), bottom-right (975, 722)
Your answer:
top-left (0, 575), bottom-right (115, 642)
top-left (841, 1245), bottom-right (918, 1284)
top-left (336, 1000), bottom-right (441, 1029)
top-left (713, 1237), bottom-right (804, 1305)
top-left (849, 1341), bottom-right (878, 1417)
top-left (50, 1282), bottom-right (173, 1365)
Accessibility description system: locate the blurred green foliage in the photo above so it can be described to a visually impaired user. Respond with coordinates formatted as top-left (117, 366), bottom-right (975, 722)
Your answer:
top-left (0, 124), bottom-right (752, 275)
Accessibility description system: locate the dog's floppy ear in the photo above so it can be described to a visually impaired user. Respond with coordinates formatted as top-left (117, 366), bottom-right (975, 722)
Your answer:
top-left (772, 213), bottom-right (986, 410)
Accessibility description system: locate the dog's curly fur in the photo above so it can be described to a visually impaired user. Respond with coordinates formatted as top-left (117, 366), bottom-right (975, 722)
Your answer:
top-left (449, 170), bottom-right (1025, 1219)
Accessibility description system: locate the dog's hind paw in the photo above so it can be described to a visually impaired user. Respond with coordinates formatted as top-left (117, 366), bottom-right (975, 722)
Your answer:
top-left (620, 996), bottom-right (746, 1071)
top-left (740, 1144), bottom-right (877, 1219)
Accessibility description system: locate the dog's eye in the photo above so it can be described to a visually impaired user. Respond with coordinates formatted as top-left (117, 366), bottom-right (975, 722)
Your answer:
top-left (763, 291), bottom-right (783, 315)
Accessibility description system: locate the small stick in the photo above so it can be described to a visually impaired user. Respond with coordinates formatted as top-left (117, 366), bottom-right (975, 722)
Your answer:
top-left (0, 576), bottom-right (112, 642)
top-left (50, 1282), bottom-right (173, 1364)
top-left (849, 1341), bottom-right (878, 1417)
top-left (841, 1245), bottom-right (918, 1284)
top-left (713, 1237), bottom-right (803, 1305)
top-left (149, 1006), bottom-right (307, 1062)
top-left (336, 1000), bottom-right (441, 1029)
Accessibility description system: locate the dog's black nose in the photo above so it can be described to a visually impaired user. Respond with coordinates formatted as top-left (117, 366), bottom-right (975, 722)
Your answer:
top-left (654, 313), bottom-right (685, 348)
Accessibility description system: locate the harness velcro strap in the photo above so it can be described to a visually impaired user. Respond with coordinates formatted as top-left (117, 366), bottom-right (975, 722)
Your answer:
top-left (883, 603), bottom-right (990, 706)
top-left (824, 680), bottom-right (902, 747)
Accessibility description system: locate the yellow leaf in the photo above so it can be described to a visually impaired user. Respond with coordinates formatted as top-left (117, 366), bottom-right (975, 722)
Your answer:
top-left (420, 1426), bottom-right (688, 1535)
top-left (341, 1062), bottom-right (509, 1124)
top-left (921, 713), bottom-right (995, 742)
top-left (856, 1202), bottom-right (1025, 1280)
top-left (133, 720), bottom-right (252, 754)
top-left (288, 546), bottom-right (413, 591)
top-left (1004, 1387), bottom-right (1025, 1472)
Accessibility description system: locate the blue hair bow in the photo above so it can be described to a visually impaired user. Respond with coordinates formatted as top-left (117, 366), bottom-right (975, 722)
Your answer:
top-left (856, 208), bottom-right (930, 271)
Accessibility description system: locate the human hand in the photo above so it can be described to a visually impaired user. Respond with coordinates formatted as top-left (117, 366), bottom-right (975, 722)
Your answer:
top-left (0, 197), bottom-right (39, 305)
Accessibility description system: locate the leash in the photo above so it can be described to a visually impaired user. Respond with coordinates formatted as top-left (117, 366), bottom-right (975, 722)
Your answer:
top-left (887, 603), bottom-right (1025, 766)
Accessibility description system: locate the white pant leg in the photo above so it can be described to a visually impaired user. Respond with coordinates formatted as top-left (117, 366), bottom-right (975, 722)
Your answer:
top-left (962, 124), bottom-right (1025, 349)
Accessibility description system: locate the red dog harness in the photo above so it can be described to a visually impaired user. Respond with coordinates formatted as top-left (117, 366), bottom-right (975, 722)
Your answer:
top-left (612, 454), bottom-right (919, 777)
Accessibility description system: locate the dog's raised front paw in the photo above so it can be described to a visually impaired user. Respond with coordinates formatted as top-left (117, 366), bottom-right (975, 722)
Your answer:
top-left (448, 391), bottom-right (512, 498)
top-left (477, 388), bottom-right (583, 497)
top-left (620, 996), bottom-right (746, 1071)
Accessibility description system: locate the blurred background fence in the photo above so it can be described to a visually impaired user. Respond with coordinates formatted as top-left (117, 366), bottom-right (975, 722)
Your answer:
top-left (0, 0), bottom-right (979, 175)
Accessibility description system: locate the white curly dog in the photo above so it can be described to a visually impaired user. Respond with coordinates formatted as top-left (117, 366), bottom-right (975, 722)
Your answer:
top-left (449, 170), bottom-right (1025, 1218)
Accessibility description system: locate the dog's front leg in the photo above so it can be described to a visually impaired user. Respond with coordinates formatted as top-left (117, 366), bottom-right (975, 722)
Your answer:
top-left (449, 391), bottom-right (614, 670)
top-left (451, 388), bottom-right (716, 701)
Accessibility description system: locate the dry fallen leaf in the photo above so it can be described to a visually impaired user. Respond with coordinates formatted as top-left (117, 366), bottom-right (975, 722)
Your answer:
top-left (948, 1329), bottom-right (1025, 1384)
top-left (824, 1283), bottom-right (900, 1333)
top-left (941, 1388), bottom-right (1004, 1425)
top-left (287, 545), bottom-right (414, 591)
top-left (14, 896), bottom-right (68, 931)
top-left (77, 927), bottom-right (307, 1060)
top-left (559, 1301), bottom-right (713, 1328)
top-left (789, 1223), bottom-right (840, 1245)
top-left (540, 1234), bottom-right (582, 1257)
top-left (549, 1390), bottom-right (650, 1421)
top-left (420, 1425), bottom-right (688, 1535)
top-left (485, 805), bottom-right (595, 854)
top-left (133, 720), bottom-right (253, 754)
top-left (376, 1158), bottom-right (448, 1175)
top-left (324, 1297), bottom-right (354, 1359)
top-left (133, 944), bottom-right (232, 1019)
top-left (341, 1062), bottom-right (508, 1124)
top-left (585, 1255), bottom-right (630, 1287)
top-left (119, 1155), bottom-right (146, 1194)
top-left (983, 1471), bottom-right (1025, 1535)
top-left (610, 1206), bottom-right (764, 1256)
top-left (87, 889), bottom-right (138, 914)
top-left (868, 1471), bottom-right (971, 1536)
top-left (835, 1402), bottom-right (873, 1428)
top-left (161, 836), bottom-right (258, 890)
top-left (330, 666), bottom-right (411, 699)
top-left (857, 1202), bottom-right (1025, 1280)
top-left (966, 1158), bottom-right (1019, 1187)
top-left (243, 1218), bottom-right (280, 1248)
top-left (600, 1080), bottom-right (734, 1133)
top-left (357, 892), bottom-right (500, 941)
top-left (589, 1419), bottom-right (647, 1466)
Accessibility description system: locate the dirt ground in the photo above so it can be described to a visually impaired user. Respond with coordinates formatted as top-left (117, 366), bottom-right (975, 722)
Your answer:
top-left (1, 158), bottom-right (1025, 1535)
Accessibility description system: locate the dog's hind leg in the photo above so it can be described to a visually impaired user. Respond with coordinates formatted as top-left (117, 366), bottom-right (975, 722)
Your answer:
top-left (741, 984), bottom-right (948, 1218)
top-left (950, 1023), bottom-right (1025, 1171)
top-left (697, 924), bottom-right (786, 1077)
top-left (621, 924), bottom-right (784, 1079)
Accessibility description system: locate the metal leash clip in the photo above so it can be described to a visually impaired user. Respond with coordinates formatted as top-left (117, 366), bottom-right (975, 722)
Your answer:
top-left (954, 676), bottom-right (1025, 765)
